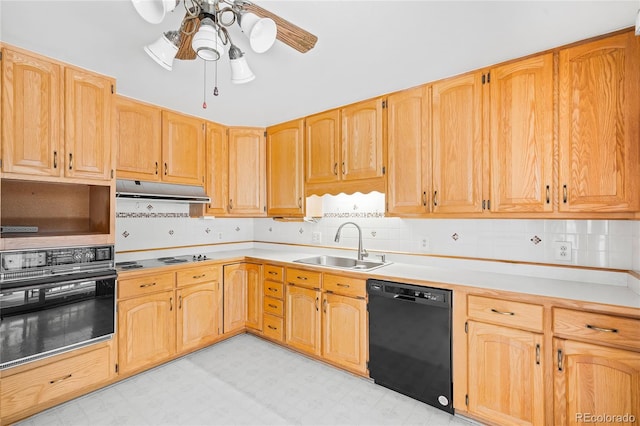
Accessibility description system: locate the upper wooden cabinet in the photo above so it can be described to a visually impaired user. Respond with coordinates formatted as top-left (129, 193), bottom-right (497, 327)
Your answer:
top-left (341, 98), bottom-right (385, 180)
top-left (227, 127), bottom-right (266, 216)
top-left (1, 46), bottom-right (114, 182)
top-left (266, 118), bottom-right (305, 216)
top-left (205, 121), bottom-right (228, 215)
top-left (114, 96), bottom-right (162, 181)
top-left (489, 54), bottom-right (554, 213)
top-left (162, 110), bottom-right (205, 186)
top-left (432, 72), bottom-right (484, 213)
top-left (386, 85), bottom-right (431, 215)
top-left (305, 109), bottom-right (340, 184)
top-left (558, 32), bottom-right (640, 212)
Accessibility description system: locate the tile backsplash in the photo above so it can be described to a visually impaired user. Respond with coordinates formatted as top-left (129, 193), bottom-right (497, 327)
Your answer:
top-left (117, 194), bottom-right (640, 272)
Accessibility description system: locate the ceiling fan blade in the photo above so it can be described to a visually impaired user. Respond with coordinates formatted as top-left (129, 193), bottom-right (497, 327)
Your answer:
top-left (175, 13), bottom-right (199, 60)
top-left (241, 2), bottom-right (317, 53)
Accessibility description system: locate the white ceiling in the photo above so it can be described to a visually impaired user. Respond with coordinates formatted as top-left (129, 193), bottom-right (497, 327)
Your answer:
top-left (1, 1), bottom-right (637, 127)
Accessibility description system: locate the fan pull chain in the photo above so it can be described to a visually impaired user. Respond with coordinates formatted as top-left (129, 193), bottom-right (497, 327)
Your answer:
top-left (202, 60), bottom-right (207, 109)
top-left (214, 60), bottom-right (219, 96)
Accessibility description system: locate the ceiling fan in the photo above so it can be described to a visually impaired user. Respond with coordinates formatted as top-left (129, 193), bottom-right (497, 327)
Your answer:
top-left (132, 0), bottom-right (317, 102)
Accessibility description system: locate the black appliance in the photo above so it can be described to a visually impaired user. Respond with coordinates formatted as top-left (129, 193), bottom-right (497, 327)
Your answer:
top-left (0, 245), bottom-right (116, 369)
top-left (367, 279), bottom-right (453, 414)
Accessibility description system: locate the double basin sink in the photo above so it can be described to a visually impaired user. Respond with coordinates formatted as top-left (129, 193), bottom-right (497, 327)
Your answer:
top-left (293, 255), bottom-right (390, 272)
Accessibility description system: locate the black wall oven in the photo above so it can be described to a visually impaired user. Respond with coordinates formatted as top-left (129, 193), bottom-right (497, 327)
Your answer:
top-left (0, 246), bottom-right (116, 369)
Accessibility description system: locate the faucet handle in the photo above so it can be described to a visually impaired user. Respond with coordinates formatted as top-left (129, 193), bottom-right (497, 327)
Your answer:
top-left (361, 249), bottom-right (369, 258)
top-left (375, 253), bottom-right (386, 262)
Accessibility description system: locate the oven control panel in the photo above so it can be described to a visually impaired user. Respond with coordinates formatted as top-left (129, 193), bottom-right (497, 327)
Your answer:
top-left (1, 245), bottom-right (114, 278)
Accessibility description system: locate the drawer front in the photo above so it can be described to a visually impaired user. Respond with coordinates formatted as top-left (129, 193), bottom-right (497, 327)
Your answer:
top-left (553, 308), bottom-right (640, 349)
top-left (264, 296), bottom-right (284, 317)
top-left (1, 345), bottom-right (111, 419)
top-left (176, 265), bottom-right (220, 288)
top-left (264, 281), bottom-right (284, 299)
top-left (264, 265), bottom-right (284, 282)
top-left (263, 315), bottom-right (284, 342)
top-left (468, 295), bottom-right (543, 332)
top-left (119, 272), bottom-right (174, 299)
top-left (323, 274), bottom-right (366, 298)
top-left (286, 268), bottom-right (321, 289)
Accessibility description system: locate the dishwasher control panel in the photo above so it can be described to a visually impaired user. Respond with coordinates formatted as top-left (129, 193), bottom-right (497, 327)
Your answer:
top-left (367, 280), bottom-right (449, 305)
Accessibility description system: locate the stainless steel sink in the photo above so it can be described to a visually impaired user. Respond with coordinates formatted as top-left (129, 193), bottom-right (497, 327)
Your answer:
top-left (293, 255), bottom-right (390, 271)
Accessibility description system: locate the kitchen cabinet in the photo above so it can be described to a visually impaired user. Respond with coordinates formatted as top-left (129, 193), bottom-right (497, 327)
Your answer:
top-left (227, 127), bottom-right (266, 216)
top-left (262, 264), bottom-right (285, 342)
top-left (489, 54), bottom-right (554, 213)
top-left (286, 284), bottom-right (321, 356)
top-left (114, 96), bottom-right (162, 181)
top-left (558, 31), bottom-right (640, 212)
top-left (205, 121), bottom-right (228, 215)
top-left (341, 97), bottom-right (385, 181)
top-left (432, 71), bottom-right (484, 214)
top-left (305, 109), bottom-right (340, 184)
top-left (223, 263), bottom-right (248, 333)
top-left (465, 295), bottom-right (544, 426)
top-left (266, 119), bottom-right (305, 216)
top-left (246, 263), bottom-right (263, 331)
top-left (161, 110), bottom-right (205, 186)
top-left (386, 85), bottom-right (431, 214)
top-left (1, 46), bottom-right (114, 182)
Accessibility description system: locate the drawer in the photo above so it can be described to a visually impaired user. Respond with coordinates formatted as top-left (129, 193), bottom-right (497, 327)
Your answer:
top-left (263, 314), bottom-right (284, 342)
top-left (264, 281), bottom-right (284, 299)
top-left (0, 345), bottom-right (111, 419)
top-left (176, 265), bottom-right (220, 288)
top-left (324, 274), bottom-right (366, 298)
top-left (118, 272), bottom-right (174, 299)
top-left (468, 295), bottom-right (543, 332)
top-left (264, 265), bottom-right (284, 282)
top-left (286, 268), bottom-right (321, 289)
top-left (264, 296), bottom-right (284, 317)
top-left (553, 308), bottom-right (640, 349)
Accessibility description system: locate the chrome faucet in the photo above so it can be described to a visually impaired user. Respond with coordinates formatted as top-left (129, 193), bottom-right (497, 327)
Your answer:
top-left (334, 222), bottom-right (368, 260)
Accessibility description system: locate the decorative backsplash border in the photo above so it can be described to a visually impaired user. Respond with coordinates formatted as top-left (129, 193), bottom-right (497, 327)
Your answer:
top-left (116, 212), bottom-right (190, 219)
top-left (323, 212), bottom-right (385, 218)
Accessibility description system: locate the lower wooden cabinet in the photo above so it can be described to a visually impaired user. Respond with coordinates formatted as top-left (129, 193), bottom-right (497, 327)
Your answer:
top-left (322, 293), bottom-right (367, 374)
top-left (246, 263), bottom-right (263, 331)
top-left (553, 338), bottom-right (640, 426)
top-left (117, 290), bottom-right (176, 374)
top-left (177, 281), bottom-right (222, 354)
top-left (285, 284), bottom-right (321, 356)
top-left (467, 321), bottom-right (544, 426)
top-left (0, 344), bottom-right (113, 422)
top-left (223, 263), bottom-right (262, 333)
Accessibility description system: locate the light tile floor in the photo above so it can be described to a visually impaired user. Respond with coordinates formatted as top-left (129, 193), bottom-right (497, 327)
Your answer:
top-left (18, 334), bottom-right (478, 426)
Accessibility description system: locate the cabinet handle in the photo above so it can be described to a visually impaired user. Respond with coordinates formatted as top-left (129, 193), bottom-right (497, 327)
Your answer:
top-left (333, 163), bottom-right (338, 175)
top-left (268, 287), bottom-right (278, 292)
top-left (192, 274), bottom-right (206, 279)
top-left (422, 191), bottom-right (427, 206)
top-left (268, 271), bottom-right (278, 276)
top-left (49, 374), bottom-right (72, 384)
top-left (490, 308), bottom-right (514, 316)
top-left (139, 282), bottom-right (157, 288)
top-left (336, 283), bottom-right (350, 288)
top-left (298, 197), bottom-right (302, 209)
top-left (557, 349), bottom-right (563, 371)
top-left (268, 304), bottom-right (278, 309)
top-left (296, 276), bottom-right (308, 280)
top-left (341, 162), bottom-right (346, 175)
top-left (268, 325), bottom-right (278, 330)
top-left (323, 298), bottom-right (327, 313)
top-left (586, 324), bottom-right (618, 333)
top-left (482, 200), bottom-right (486, 210)
top-left (169, 297), bottom-right (173, 311)
top-left (433, 190), bottom-right (438, 207)
top-left (229, 199), bottom-right (233, 210)
top-left (155, 161), bottom-right (158, 175)
top-left (562, 185), bottom-right (567, 203)
top-left (68, 153), bottom-right (73, 170)
top-left (53, 151), bottom-right (58, 169)
top-left (315, 297), bottom-right (319, 311)
top-left (164, 162), bottom-right (168, 175)
top-left (545, 185), bottom-right (550, 204)
top-left (535, 344), bottom-right (540, 365)
top-left (178, 295), bottom-right (182, 309)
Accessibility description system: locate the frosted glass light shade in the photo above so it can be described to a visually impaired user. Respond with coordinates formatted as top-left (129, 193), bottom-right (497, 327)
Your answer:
top-left (240, 13), bottom-right (277, 53)
top-left (144, 31), bottom-right (179, 70)
top-left (230, 56), bottom-right (255, 84)
top-left (192, 18), bottom-right (226, 61)
top-left (131, 0), bottom-right (178, 24)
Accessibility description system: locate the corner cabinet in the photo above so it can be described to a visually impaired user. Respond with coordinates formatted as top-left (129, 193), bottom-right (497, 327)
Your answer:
top-left (558, 31), bottom-right (640, 212)
top-left (205, 121), bottom-right (229, 215)
top-left (227, 127), bottom-right (266, 216)
top-left (223, 262), bottom-right (262, 333)
top-left (161, 110), bottom-right (205, 186)
top-left (266, 119), bottom-right (305, 217)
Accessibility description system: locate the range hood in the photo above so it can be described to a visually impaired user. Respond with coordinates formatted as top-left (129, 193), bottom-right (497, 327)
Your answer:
top-left (116, 180), bottom-right (211, 204)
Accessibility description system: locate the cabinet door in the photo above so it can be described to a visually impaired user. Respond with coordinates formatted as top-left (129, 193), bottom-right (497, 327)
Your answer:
top-left (341, 98), bottom-right (385, 180)
top-left (161, 110), bottom-right (204, 185)
top-left (322, 293), bottom-right (367, 374)
top-left (1, 48), bottom-right (63, 177)
top-left (386, 85), bottom-right (431, 214)
top-left (490, 54), bottom-right (554, 213)
top-left (266, 119), bottom-right (305, 216)
top-left (246, 263), bottom-right (263, 331)
top-left (118, 291), bottom-right (176, 374)
top-left (223, 264), bottom-right (247, 333)
top-left (468, 321), bottom-right (544, 426)
top-left (432, 72), bottom-right (483, 213)
top-left (114, 96), bottom-right (162, 181)
top-left (176, 282), bottom-right (221, 354)
top-left (305, 109), bottom-right (341, 184)
top-left (228, 127), bottom-right (266, 215)
top-left (205, 122), bottom-right (228, 215)
top-left (554, 338), bottom-right (640, 426)
top-left (285, 285), bottom-right (321, 356)
top-left (64, 67), bottom-right (114, 180)
top-left (559, 32), bottom-right (640, 212)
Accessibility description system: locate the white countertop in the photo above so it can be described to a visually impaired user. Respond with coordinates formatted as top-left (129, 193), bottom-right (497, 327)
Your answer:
top-left (117, 245), bottom-right (640, 310)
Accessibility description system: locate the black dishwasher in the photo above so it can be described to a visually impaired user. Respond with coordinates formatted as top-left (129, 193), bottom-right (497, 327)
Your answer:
top-left (367, 279), bottom-right (453, 414)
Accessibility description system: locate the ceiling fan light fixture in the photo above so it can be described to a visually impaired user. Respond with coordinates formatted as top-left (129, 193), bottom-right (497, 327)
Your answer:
top-left (228, 44), bottom-right (255, 84)
top-left (239, 12), bottom-right (277, 53)
top-left (131, 0), bottom-right (179, 24)
top-left (144, 30), bottom-right (180, 71)
top-left (192, 17), bottom-right (227, 61)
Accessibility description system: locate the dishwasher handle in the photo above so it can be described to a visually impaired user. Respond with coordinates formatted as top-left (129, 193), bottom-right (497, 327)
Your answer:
top-left (393, 294), bottom-right (416, 302)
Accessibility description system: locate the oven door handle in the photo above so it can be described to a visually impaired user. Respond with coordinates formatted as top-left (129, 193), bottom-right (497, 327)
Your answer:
top-left (1, 271), bottom-right (118, 293)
